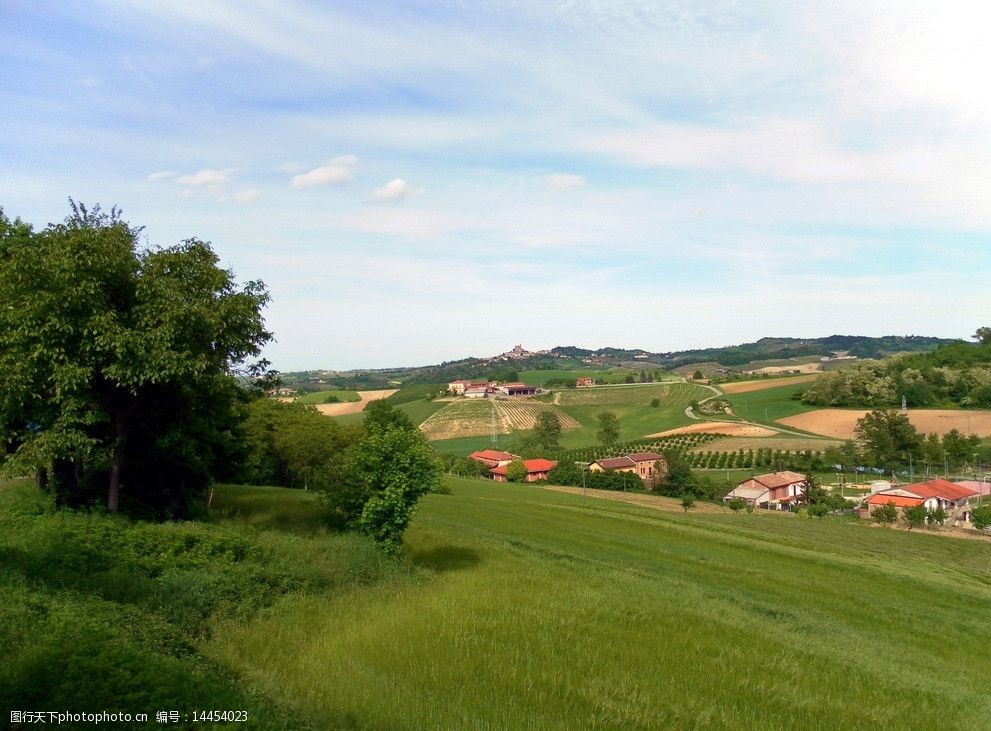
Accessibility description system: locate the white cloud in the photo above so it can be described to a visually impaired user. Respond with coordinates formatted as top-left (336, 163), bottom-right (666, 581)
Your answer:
top-left (229, 188), bottom-right (261, 203)
top-left (146, 170), bottom-right (178, 181)
top-left (546, 173), bottom-right (586, 189)
top-left (368, 178), bottom-right (419, 203)
top-left (178, 168), bottom-right (231, 187)
top-left (290, 155), bottom-right (357, 188)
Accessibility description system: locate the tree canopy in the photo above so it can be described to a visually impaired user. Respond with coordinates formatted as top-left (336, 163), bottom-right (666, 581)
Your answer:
top-left (0, 203), bottom-right (271, 516)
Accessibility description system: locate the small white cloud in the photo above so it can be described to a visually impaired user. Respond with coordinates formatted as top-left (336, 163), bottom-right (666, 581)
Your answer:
top-left (146, 170), bottom-right (178, 182)
top-left (368, 178), bottom-right (420, 203)
top-left (290, 155), bottom-right (358, 188)
top-left (230, 188), bottom-right (262, 204)
top-left (178, 169), bottom-right (231, 187)
top-left (546, 173), bottom-right (587, 189)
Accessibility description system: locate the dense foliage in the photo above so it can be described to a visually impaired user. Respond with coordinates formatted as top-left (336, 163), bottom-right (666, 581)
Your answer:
top-left (801, 339), bottom-right (991, 408)
top-left (0, 204), bottom-right (271, 517)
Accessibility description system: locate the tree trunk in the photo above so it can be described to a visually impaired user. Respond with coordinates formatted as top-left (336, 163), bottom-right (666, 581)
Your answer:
top-left (107, 440), bottom-right (123, 513)
top-left (36, 467), bottom-right (49, 492)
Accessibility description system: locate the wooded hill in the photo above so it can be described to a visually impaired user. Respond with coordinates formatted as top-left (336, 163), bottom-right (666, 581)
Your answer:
top-left (283, 335), bottom-right (954, 390)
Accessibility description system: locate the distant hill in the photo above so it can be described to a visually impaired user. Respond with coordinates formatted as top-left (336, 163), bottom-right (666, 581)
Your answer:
top-left (280, 335), bottom-right (958, 389)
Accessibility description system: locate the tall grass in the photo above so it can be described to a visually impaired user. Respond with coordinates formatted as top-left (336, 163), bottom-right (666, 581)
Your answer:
top-left (209, 477), bottom-right (991, 729)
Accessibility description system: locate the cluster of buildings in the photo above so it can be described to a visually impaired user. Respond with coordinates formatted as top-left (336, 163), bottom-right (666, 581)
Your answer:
top-left (448, 380), bottom-right (539, 398)
top-left (722, 471), bottom-right (984, 525)
top-left (469, 450), bottom-right (556, 483)
top-left (589, 452), bottom-right (666, 485)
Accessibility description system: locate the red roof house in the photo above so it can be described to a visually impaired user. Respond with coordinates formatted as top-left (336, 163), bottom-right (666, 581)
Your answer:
top-left (490, 458), bottom-right (557, 483)
top-left (723, 471), bottom-right (808, 510)
top-left (469, 449), bottom-right (521, 468)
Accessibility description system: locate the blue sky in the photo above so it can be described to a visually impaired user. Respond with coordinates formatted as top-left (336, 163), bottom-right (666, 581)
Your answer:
top-left (3, 1), bottom-right (989, 370)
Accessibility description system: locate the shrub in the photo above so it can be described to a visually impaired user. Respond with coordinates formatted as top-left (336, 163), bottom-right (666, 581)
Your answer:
top-left (970, 504), bottom-right (991, 530)
top-left (727, 497), bottom-right (746, 513)
top-left (871, 502), bottom-right (898, 524)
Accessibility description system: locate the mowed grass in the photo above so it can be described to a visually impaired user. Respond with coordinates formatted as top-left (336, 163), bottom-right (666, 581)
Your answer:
top-left (519, 368), bottom-right (680, 387)
top-left (209, 478), bottom-right (991, 729)
top-left (557, 383), bottom-right (711, 446)
top-left (722, 381), bottom-right (819, 424)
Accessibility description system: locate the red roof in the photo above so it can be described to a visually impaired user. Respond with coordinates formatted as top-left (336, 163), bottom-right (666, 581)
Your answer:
top-left (749, 471), bottom-right (808, 489)
top-left (901, 479), bottom-right (977, 501)
top-left (490, 458), bottom-right (557, 476)
top-left (627, 452), bottom-right (662, 463)
top-left (595, 456), bottom-right (636, 470)
top-left (470, 449), bottom-right (520, 462)
top-left (866, 494), bottom-right (924, 508)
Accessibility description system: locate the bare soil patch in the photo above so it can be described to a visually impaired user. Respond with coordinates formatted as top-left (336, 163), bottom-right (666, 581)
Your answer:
top-left (779, 408), bottom-right (991, 438)
top-left (752, 363), bottom-right (823, 375)
top-left (646, 421), bottom-right (778, 438)
top-left (314, 389), bottom-right (398, 417)
top-left (545, 485), bottom-right (726, 514)
top-left (719, 374), bottom-right (819, 394)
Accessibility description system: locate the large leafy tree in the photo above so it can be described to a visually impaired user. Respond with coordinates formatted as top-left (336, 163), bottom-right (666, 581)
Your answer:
top-left (596, 411), bottom-right (619, 449)
top-left (853, 409), bottom-right (922, 471)
top-left (532, 411), bottom-right (562, 452)
top-left (0, 202), bottom-right (271, 515)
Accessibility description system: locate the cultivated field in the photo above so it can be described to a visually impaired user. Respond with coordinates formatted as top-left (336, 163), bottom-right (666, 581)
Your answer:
top-left (294, 389), bottom-right (361, 405)
top-left (647, 421), bottom-right (778, 437)
top-left (719, 373), bottom-right (819, 393)
top-left (779, 408), bottom-right (991, 438)
top-left (557, 383), bottom-right (683, 406)
top-left (209, 478), bottom-right (991, 729)
top-left (314, 389), bottom-right (398, 416)
top-left (419, 398), bottom-right (579, 441)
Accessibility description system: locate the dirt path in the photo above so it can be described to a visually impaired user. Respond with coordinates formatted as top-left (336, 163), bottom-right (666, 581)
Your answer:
top-left (314, 389), bottom-right (399, 416)
top-left (545, 485), bottom-right (726, 514)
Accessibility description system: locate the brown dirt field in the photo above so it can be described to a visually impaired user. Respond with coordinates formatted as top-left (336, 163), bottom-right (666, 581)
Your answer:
top-left (719, 374), bottom-right (819, 394)
top-left (752, 363), bottom-right (823, 375)
top-left (314, 389), bottom-right (398, 416)
top-left (646, 421), bottom-right (779, 438)
top-left (778, 408), bottom-right (991, 438)
top-left (695, 436), bottom-right (842, 453)
top-left (545, 485), bottom-right (726, 514)
top-left (492, 400), bottom-right (580, 431)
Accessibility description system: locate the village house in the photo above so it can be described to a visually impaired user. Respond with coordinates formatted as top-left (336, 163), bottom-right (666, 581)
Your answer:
top-left (589, 451), bottom-right (666, 486)
top-left (575, 377), bottom-right (596, 387)
top-left (865, 479), bottom-right (978, 521)
top-left (723, 471), bottom-right (808, 510)
top-left (468, 449), bottom-right (521, 468)
top-left (448, 379), bottom-right (488, 395)
top-left (490, 458), bottom-right (557, 483)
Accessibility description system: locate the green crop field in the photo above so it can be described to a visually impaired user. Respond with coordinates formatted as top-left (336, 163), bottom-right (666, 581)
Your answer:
top-left (722, 382), bottom-right (819, 425)
top-left (206, 478), bottom-right (990, 729)
top-left (519, 368), bottom-right (680, 387)
top-left (294, 389), bottom-right (361, 405)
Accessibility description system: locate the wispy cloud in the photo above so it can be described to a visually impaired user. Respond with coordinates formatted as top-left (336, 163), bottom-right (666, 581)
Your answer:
top-left (178, 168), bottom-right (231, 187)
top-left (368, 178), bottom-right (419, 203)
top-left (290, 155), bottom-right (357, 188)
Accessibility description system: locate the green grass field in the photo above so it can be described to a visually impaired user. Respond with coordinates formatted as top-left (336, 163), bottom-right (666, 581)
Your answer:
top-left (207, 478), bottom-right (991, 729)
top-left (294, 390), bottom-right (361, 405)
top-left (518, 368), bottom-right (679, 387)
top-left (722, 382), bottom-right (819, 425)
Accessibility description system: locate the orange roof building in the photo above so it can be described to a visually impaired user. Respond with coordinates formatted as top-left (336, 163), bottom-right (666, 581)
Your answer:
top-left (490, 458), bottom-right (557, 483)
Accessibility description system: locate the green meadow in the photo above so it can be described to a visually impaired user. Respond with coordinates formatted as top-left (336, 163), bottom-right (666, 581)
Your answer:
top-left (208, 478), bottom-right (990, 729)
top-left (722, 382), bottom-right (819, 425)
top-left (4, 477), bottom-right (990, 728)
top-left (518, 368), bottom-right (680, 387)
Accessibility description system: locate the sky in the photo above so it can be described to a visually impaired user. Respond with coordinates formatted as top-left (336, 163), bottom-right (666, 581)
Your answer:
top-left (2, 1), bottom-right (990, 371)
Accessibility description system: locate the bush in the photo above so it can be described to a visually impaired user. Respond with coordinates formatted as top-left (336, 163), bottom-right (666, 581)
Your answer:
top-left (970, 504), bottom-right (991, 530)
top-left (727, 497), bottom-right (746, 513)
top-left (871, 502), bottom-right (898, 524)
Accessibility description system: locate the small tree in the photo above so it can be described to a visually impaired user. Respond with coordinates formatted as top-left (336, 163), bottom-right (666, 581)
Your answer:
top-left (927, 506), bottom-right (947, 527)
top-left (971, 505), bottom-right (991, 531)
top-left (505, 459), bottom-right (528, 483)
top-left (727, 497), bottom-right (746, 513)
top-left (650, 398), bottom-right (660, 408)
top-left (904, 504), bottom-right (927, 530)
top-left (596, 411), bottom-right (619, 449)
top-left (680, 494), bottom-right (695, 512)
top-left (693, 369), bottom-right (704, 380)
top-left (871, 502), bottom-right (898, 524)
top-left (532, 411), bottom-right (562, 452)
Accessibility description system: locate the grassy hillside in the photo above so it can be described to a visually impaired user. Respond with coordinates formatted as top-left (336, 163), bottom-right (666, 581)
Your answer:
top-left (294, 389), bottom-right (361, 405)
top-left (210, 478), bottom-right (991, 729)
top-left (518, 368), bottom-right (679, 387)
top-left (723, 381), bottom-right (819, 425)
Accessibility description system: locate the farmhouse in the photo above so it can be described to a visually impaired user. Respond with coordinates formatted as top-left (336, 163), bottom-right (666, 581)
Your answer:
top-left (448, 379), bottom-right (488, 395)
top-left (497, 383), bottom-right (538, 396)
top-left (589, 451), bottom-right (666, 485)
top-left (866, 479), bottom-right (978, 520)
top-left (576, 377), bottom-right (596, 387)
top-left (469, 449), bottom-right (521, 468)
top-left (723, 471), bottom-right (808, 510)
top-left (490, 458), bottom-right (557, 483)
